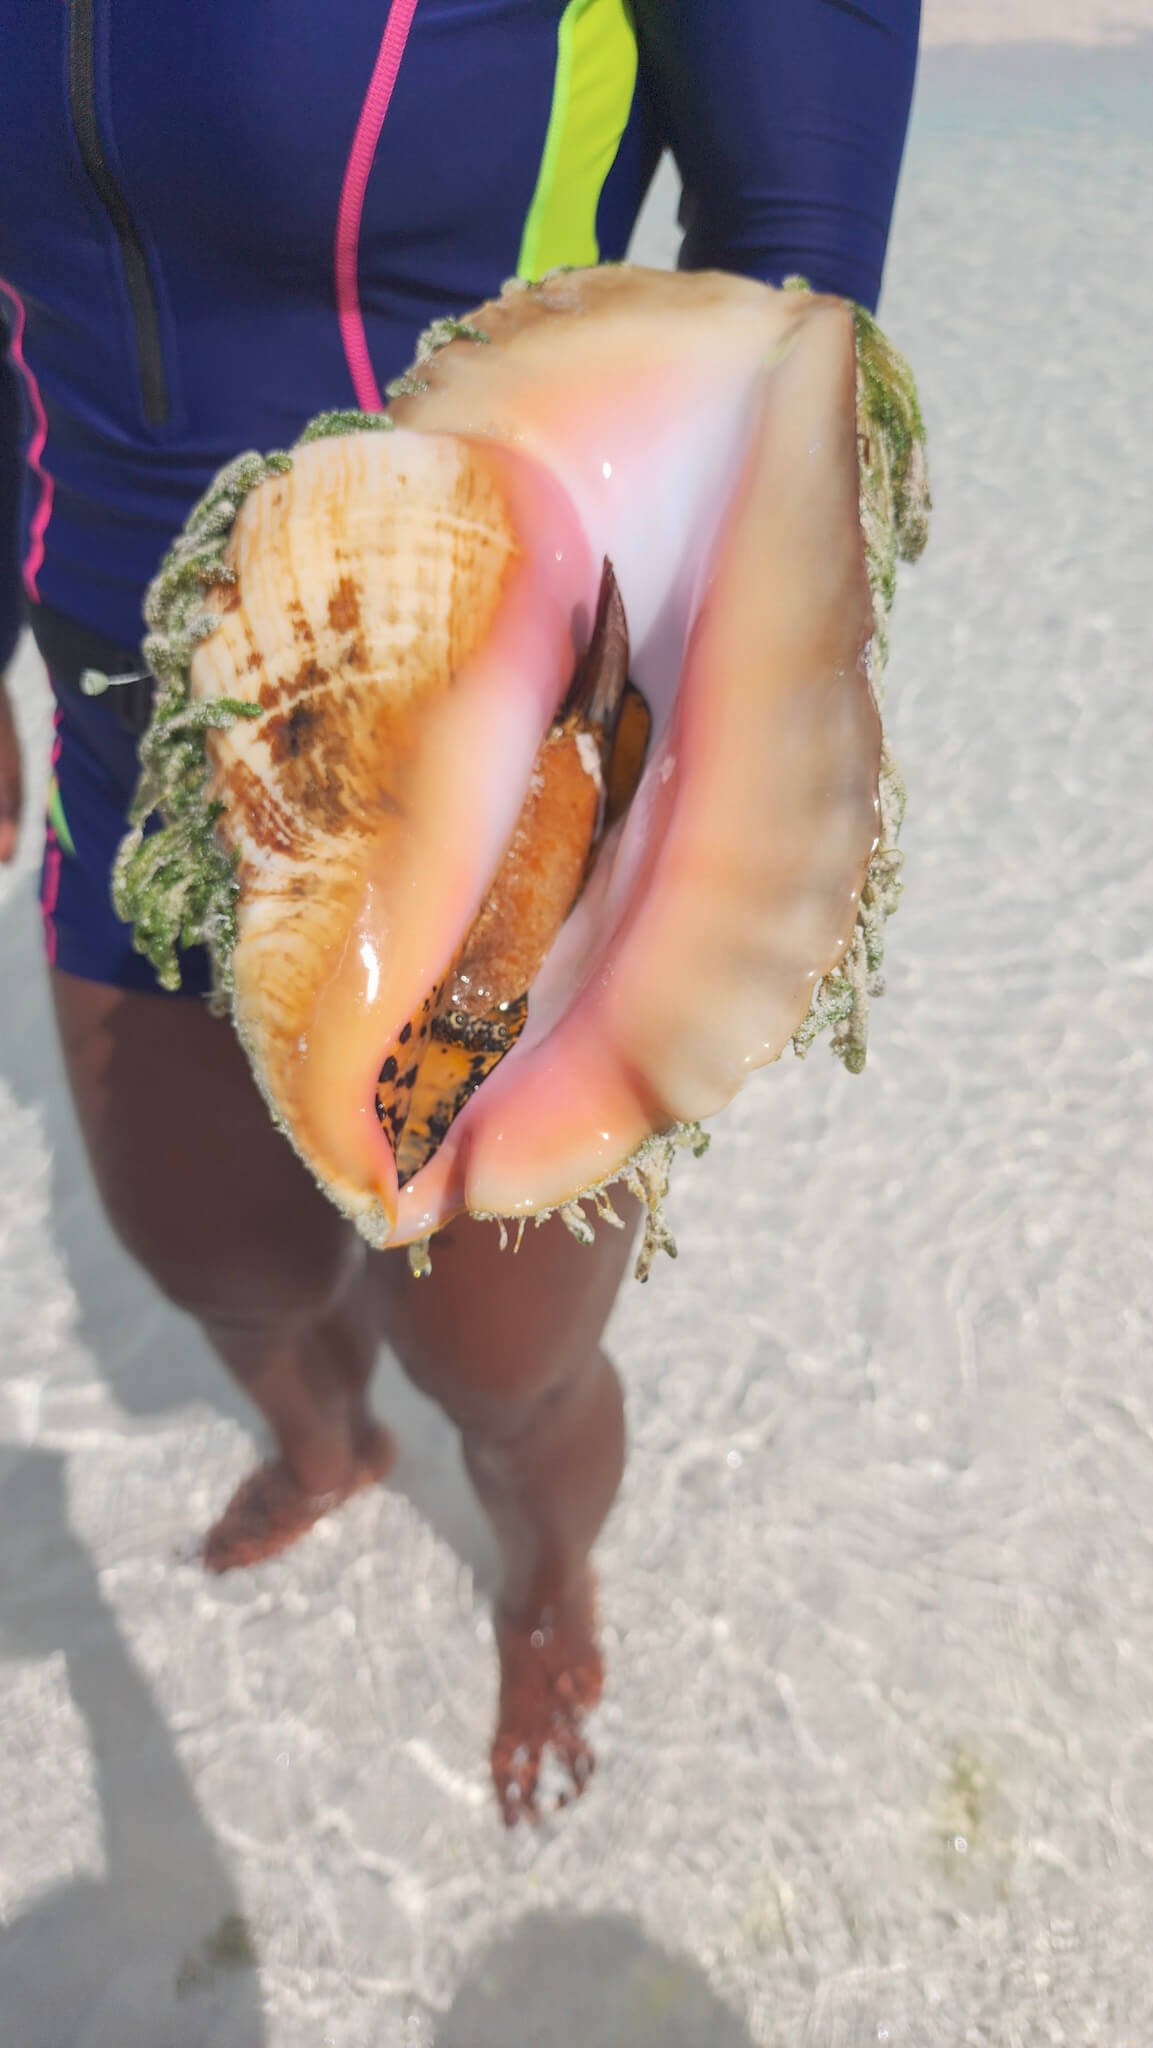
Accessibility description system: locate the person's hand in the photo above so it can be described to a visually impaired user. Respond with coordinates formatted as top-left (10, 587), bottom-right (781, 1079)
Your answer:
top-left (0, 668), bottom-right (22, 863)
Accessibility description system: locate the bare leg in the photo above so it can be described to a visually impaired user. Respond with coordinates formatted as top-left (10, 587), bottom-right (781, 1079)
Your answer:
top-left (52, 967), bottom-right (639, 1814)
top-left (370, 1206), bottom-right (638, 1824)
top-left (50, 970), bottom-right (394, 1569)
top-left (196, 1295), bottom-right (395, 1574)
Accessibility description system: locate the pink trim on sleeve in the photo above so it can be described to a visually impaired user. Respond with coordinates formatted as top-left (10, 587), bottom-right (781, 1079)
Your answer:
top-left (334, 0), bottom-right (421, 412)
top-left (0, 279), bottom-right (56, 603)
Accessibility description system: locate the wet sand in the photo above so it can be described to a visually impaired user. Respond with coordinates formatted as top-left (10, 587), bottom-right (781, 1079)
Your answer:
top-left (2, 25), bottom-right (1152, 2047)
top-left (924, 0), bottom-right (1151, 42)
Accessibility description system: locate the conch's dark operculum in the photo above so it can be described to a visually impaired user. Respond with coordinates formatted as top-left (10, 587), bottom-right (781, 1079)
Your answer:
top-left (558, 555), bottom-right (630, 749)
top-left (376, 558), bottom-right (650, 1188)
top-left (605, 681), bottom-right (651, 831)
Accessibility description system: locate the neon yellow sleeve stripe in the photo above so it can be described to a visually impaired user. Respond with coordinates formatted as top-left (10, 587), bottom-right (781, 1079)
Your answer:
top-left (47, 775), bottom-right (76, 858)
top-left (517, 0), bottom-right (638, 283)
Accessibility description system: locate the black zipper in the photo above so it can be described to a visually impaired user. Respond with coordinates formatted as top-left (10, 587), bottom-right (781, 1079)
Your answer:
top-left (68, 0), bottom-right (168, 427)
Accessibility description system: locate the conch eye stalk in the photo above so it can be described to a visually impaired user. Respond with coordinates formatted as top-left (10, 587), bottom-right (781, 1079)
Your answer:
top-left (113, 266), bottom-right (928, 1276)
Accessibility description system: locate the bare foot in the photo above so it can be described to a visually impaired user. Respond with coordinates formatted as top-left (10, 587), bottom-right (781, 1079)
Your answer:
top-left (201, 1422), bottom-right (395, 1573)
top-left (490, 1574), bottom-right (603, 1827)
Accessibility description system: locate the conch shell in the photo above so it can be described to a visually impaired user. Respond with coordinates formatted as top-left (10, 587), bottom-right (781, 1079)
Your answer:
top-left (113, 267), bottom-right (928, 1274)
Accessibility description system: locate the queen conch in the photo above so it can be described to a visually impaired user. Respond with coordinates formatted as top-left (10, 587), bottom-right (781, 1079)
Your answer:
top-left (112, 267), bottom-right (928, 1276)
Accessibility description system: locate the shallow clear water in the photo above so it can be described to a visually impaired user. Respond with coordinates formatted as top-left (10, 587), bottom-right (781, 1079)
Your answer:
top-left (1, 37), bottom-right (1151, 2047)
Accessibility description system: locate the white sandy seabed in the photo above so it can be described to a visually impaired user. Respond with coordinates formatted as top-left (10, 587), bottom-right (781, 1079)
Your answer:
top-left (2, 20), bottom-right (1153, 2048)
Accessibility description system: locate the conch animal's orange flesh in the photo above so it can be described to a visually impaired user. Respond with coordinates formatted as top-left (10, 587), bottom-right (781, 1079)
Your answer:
top-left (389, 560), bottom-right (635, 1185)
top-left (186, 267), bottom-right (884, 1251)
top-left (448, 555), bottom-right (629, 1017)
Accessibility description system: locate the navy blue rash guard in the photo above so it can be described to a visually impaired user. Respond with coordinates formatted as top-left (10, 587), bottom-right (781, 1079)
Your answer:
top-left (0, 0), bottom-right (919, 992)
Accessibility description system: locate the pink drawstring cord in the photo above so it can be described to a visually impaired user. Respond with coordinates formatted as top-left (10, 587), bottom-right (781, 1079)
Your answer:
top-left (335, 0), bottom-right (421, 411)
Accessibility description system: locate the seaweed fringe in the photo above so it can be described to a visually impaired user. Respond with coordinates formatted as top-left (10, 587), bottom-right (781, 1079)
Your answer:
top-left (791, 291), bottom-right (930, 1074)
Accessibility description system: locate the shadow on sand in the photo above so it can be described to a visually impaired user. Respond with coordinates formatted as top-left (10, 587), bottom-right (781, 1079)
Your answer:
top-left (0, 1443), bottom-right (266, 2047)
top-left (436, 1910), bottom-right (757, 2048)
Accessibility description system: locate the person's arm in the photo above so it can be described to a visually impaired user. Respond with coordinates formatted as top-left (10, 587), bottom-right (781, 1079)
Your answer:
top-left (632, 0), bottom-right (921, 313)
top-left (0, 321), bottom-right (24, 862)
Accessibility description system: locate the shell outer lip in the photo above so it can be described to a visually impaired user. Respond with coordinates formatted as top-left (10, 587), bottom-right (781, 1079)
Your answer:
top-left (403, 1121), bottom-right (712, 1284)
